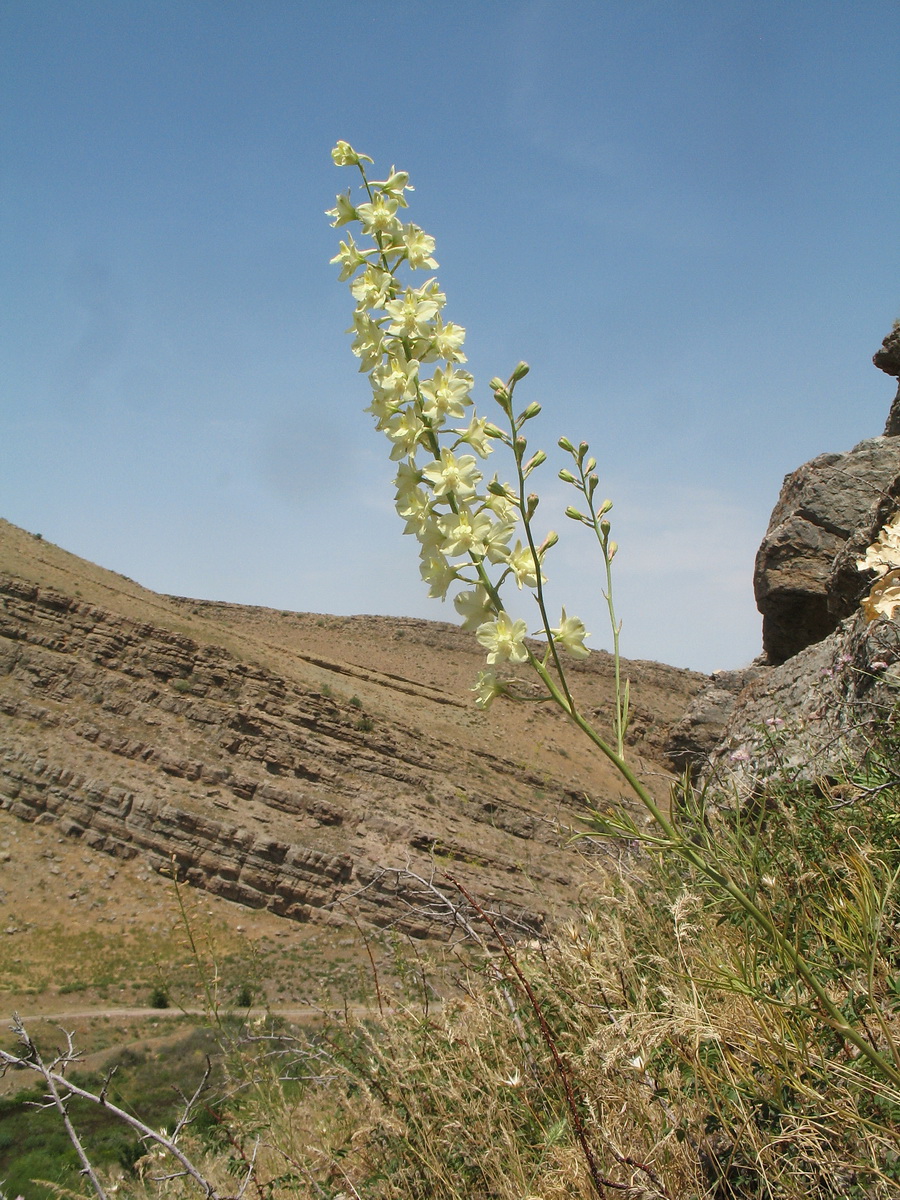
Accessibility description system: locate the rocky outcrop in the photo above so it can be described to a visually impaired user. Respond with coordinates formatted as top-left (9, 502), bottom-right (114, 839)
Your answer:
top-left (706, 609), bottom-right (899, 793)
top-left (753, 439), bottom-right (899, 665)
top-left (874, 320), bottom-right (900, 436)
top-left (668, 327), bottom-right (900, 781)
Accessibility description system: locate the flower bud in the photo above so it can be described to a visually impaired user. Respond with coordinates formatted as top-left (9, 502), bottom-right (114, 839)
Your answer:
top-left (489, 377), bottom-right (507, 394)
top-left (600, 519), bottom-right (611, 536)
top-left (578, 442), bottom-right (590, 461)
top-left (558, 469), bottom-right (576, 484)
top-left (598, 498), bottom-right (613, 515)
top-left (526, 493), bottom-right (540, 518)
top-left (514, 436), bottom-right (528, 459)
top-left (332, 141), bottom-right (359, 166)
top-left (510, 361), bottom-right (530, 382)
top-left (517, 402), bottom-right (542, 424)
top-left (539, 530), bottom-right (559, 553)
top-left (487, 478), bottom-right (509, 496)
top-left (608, 540), bottom-right (618, 560)
top-left (587, 473), bottom-right (599, 496)
top-left (566, 505), bottom-right (587, 522)
top-left (558, 436), bottom-right (576, 454)
top-left (523, 450), bottom-right (547, 476)
top-left (585, 457), bottom-right (596, 474)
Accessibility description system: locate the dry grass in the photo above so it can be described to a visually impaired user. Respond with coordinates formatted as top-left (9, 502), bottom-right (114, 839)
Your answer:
top-left (98, 726), bottom-right (900, 1200)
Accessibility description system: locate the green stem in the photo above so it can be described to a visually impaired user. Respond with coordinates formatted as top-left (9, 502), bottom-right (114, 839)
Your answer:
top-left (527, 652), bottom-right (900, 1089)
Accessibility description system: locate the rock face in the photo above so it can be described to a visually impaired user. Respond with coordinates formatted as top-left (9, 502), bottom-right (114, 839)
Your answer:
top-left (669, 327), bottom-right (900, 782)
top-left (753, 438), bottom-right (900, 665)
top-left (874, 320), bottom-right (900, 436)
top-left (0, 519), bottom-right (703, 937)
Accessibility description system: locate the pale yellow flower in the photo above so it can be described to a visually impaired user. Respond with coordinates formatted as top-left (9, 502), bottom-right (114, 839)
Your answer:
top-left (420, 552), bottom-right (458, 599)
top-left (329, 233), bottom-right (370, 280)
top-left (349, 265), bottom-right (395, 309)
top-left (550, 608), bottom-right (590, 658)
top-left (385, 286), bottom-right (441, 340)
top-left (331, 141), bottom-right (372, 167)
top-left (402, 223), bottom-right (438, 269)
top-left (454, 587), bottom-right (494, 630)
top-left (347, 311), bottom-right (385, 371)
top-left (476, 613), bottom-right (529, 665)
top-left (419, 365), bottom-right (473, 422)
top-left (472, 669), bottom-right (503, 710)
top-left (326, 192), bottom-right (358, 228)
top-left (439, 508), bottom-right (494, 558)
top-left (453, 415), bottom-right (496, 459)
top-left (356, 194), bottom-right (402, 237)
top-left (507, 541), bottom-right (543, 589)
top-left (422, 449), bottom-right (482, 501)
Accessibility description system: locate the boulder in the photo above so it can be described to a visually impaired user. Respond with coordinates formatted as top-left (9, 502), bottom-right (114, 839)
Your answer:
top-left (874, 320), bottom-right (900, 436)
top-left (753, 439), bottom-right (900, 665)
top-left (705, 608), bottom-right (900, 794)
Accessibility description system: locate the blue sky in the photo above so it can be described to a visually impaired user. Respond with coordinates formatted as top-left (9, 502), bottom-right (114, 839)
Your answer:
top-left (2, 1), bottom-right (898, 672)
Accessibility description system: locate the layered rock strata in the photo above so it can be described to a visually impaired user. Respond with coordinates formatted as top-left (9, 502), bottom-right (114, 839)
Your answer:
top-left (0, 531), bottom-right (702, 935)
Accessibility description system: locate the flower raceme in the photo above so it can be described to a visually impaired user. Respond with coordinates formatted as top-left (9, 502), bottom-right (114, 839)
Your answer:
top-left (328, 143), bottom-right (592, 706)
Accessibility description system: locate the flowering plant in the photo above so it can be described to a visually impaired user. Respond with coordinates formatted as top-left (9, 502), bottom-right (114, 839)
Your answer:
top-left (328, 142), bottom-right (900, 1089)
top-left (326, 140), bottom-right (628, 747)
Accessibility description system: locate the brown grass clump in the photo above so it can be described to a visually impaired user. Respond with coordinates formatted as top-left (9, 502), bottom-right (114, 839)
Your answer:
top-left (10, 719), bottom-right (900, 1200)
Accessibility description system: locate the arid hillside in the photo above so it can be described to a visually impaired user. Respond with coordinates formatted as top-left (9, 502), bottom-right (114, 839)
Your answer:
top-left (0, 518), bottom-right (705, 992)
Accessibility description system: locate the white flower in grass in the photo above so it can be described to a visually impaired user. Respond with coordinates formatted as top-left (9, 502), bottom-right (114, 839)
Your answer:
top-left (550, 608), bottom-right (590, 658)
top-left (422, 449), bottom-right (482, 501)
top-left (455, 587), bottom-right (494, 631)
top-left (476, 613), bottom-right (529, 665)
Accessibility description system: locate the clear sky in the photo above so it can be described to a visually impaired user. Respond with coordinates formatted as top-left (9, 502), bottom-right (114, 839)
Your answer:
top-left (2, 1), bottom-right (898, 673)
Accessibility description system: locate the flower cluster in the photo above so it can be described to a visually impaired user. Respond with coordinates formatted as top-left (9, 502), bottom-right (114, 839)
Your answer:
top-left (857, 510), bottom-right (900, 621)
top-left (328, 143), bottom-right (589, 705)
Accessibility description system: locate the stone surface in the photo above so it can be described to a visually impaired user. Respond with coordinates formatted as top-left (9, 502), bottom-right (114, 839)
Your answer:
top-left (753, 438), bottom-right (900, 664)
top-left (0, 518), bottom-right (704, 938)
top-left (704, 609), bottom-right (900, 794)
top-left (874, 321), bottom-right (900, 436)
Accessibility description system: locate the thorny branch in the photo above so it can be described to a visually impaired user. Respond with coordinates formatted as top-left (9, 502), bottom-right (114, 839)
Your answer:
top-left (0, 1014), bottom-right (228, 1200)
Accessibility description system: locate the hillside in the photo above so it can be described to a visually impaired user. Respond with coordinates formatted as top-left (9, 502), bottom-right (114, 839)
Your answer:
top-left (0, 517), bottom-right (705, 1015)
